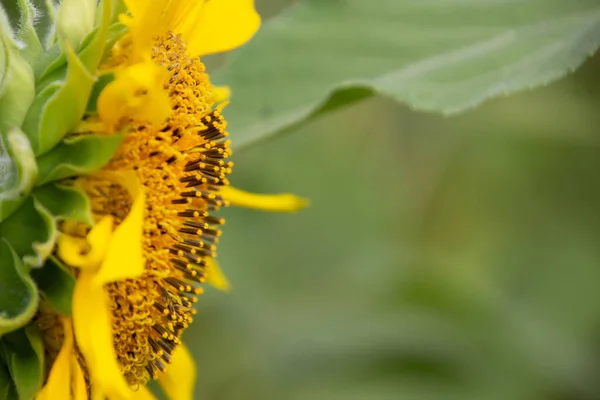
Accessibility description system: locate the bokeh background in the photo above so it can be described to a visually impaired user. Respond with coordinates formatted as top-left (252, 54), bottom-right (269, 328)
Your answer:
top-left (0, 0), bottom-right (598, 398)
top-left (178, 2), bottom-right (600, 398)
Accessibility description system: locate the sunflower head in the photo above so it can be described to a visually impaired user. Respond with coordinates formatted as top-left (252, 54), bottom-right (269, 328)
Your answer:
top-left (69, 32), bottom-right (234, 387)
top-left (0, 1), bottom-right (306, 399)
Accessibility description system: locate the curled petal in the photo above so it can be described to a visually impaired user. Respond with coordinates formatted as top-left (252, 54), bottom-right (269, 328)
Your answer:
top-left (92, 170), bottom-right (146, 285)
top-left (98, 61), bottom-right (170, 130)
top-left (220, 186), bottom-right (309, 213)
top-left (57, 216), bottom-right (114, 271)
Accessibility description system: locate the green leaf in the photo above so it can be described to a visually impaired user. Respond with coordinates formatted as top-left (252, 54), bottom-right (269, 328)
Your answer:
top-left (31, 256), bottom-right (75, 316)
top-left (0, 239), bottom-right (38, 336)
top-left (14, 0), bottom-right (43, 64)
top-left (33, 183), bottom-right (93, 225)
top-left (0, 128), bottom-right (37, 223)
top-left (2, 327), bottom-right (44, 400)
top-left (22, 44), bottom-right (96, 156)
top-left (214, 0), bottom-right (600, 149)
top-left (0, 197), bottom-right (55, 268)
top-left (35, 132), bottom-right (123, 185)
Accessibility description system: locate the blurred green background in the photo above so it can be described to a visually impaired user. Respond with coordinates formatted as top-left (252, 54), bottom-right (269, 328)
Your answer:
top-left (1, 0), bottom-right (599, 398)
top-left (185, 3), bottom-right (600, 397)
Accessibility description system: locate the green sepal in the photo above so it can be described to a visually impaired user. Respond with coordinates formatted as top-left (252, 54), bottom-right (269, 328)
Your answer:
top-left (22, 44), bottom-right (96, 156)
top-left (36, 0), bottom-right (111, 85)
top-left (33, 42), bottom-right (63, 84)
top-left (3, 385), bottom-right (16, 400)
top-left (32, 256), bottom-right (75, 316)
top-left (0, 326), bottom-right (44, 400)
top-left (0, 197), bottom-right (55, 268)
top-left (0, 4), bottom-right (15, 43)
top-left (87, 72), bottom-right (114, 113)
top-left (36, 132), bottom-right (124, 185)
top-left (0, 34), bottom-right (7, 107)
top-left (57, 0), bottom-right (96, 51)
top-left (28, 183), bottom-right (92, 316)
top-left (0, 128), bottom-right (38, 223)
top-left (78, 0), bottom-right (112, 72)
top-left (102, 22), bottom-right (127, 62)
top-left (0, 183), bottom-right (90, 319)
top-left (109, 0), bottom-right (126, 23)
top-left (0, 36), bottom-right (35, 134)
top-left (33, 183), bottom-right (93, 225)
top-left (42, 0), bottom-right (58, 49)
top-left (0, 359), bottom-right (12, 400)
top-left (0, 239), bottom-right (38, 336)
top-left (14, 0), bottom-right (43, 64)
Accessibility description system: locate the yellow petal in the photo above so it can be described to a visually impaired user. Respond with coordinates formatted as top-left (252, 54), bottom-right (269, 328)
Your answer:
top-left (158, 344), bottom-right (196, 400)
top-left (121, 0), bottom-right (259, 59)
top-left (73, 271), bottom-right (132, 399)
top-left (119, 0), bottom-right (169, 61)
top-left (97, 61), bottom-right (170, 130)
top-left (92, 170), bottom-right (146, 285)
top-left (122, 0), bottom-right (155, 24)
top-left (72, 354), bottom-right (88, 400)
top-left (57, 216), bottom-right (114, 271)
top-left (131, 386), bottom-right (157, 400)
top-left (36, 318), bottom-right (74, 400)
top-left (121, 0), bottom-right (261, 60)
top-left (121, 0), bottom-right (202, 61)
top-left (212, 85), bottom-right (231, 104)
top-left (220, 186), bottom-right (309, 213)
top-left (205, 258), bottom-right (230, 291)
top-left (183, 0), bottom-right (261, 57)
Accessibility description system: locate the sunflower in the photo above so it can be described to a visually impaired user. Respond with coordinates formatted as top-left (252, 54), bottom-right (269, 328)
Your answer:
top-left (0, 0), bottom-right (306, 399)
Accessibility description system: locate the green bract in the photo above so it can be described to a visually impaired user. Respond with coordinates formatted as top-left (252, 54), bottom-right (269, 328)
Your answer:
top-left (0, 325), bottom-right (44, 399)
top-left (0, 18), bottom-right (35, 135)
top-left (0, 0), bottom-right (126, 394)
top-left (57, 0), bottom-right (97, 52)
top-left (13, 0), bottom-right (43, 64)
top-left (0, 129), bottom-right (37, 221)
top-left (0, 238), bottom-right (37, 337)
top-left (22, 45), bottom-right (95, 156)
